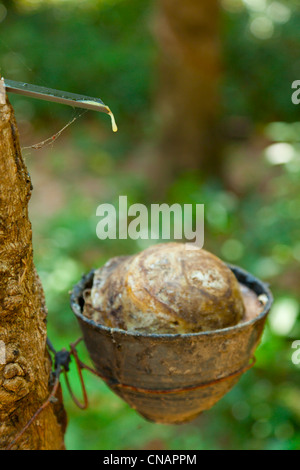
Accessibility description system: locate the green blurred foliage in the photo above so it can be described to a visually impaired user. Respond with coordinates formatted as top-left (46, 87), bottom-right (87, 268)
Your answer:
top-left (0, 0), bottom-right (155, 139)
top-left (222, 0), bottom-right (300, 121)
top-left (0, 0), bottom-right (299, 451)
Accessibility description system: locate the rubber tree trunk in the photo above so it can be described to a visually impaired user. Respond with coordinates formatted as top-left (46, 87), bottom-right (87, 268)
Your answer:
top-left (154, 0), bottom-right (221, 181)
top-left (0, 80), bottom-right (66, 450)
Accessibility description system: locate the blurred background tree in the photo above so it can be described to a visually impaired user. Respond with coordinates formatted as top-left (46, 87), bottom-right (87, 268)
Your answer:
top-left (0, 0), bottom-right (299, 450)
top-left (154, 0), bottom-right (222, 185)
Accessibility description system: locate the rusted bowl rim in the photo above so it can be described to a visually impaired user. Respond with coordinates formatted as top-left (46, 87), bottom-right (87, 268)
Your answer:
top-left (70, 264), bottom-right (273, 339)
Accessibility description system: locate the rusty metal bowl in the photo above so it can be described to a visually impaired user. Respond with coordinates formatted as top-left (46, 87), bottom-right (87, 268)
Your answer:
top-left (70, 265), bottom-right (273, 424)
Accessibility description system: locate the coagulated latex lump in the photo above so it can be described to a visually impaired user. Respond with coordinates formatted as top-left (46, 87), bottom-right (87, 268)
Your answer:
top-left (82, 243), bottom-right (246, 334)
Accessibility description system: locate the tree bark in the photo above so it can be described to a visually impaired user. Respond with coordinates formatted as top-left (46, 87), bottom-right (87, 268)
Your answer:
top-left (0, 80), bottom-right (66, 450)
top-left (154, 0), bottom-right (222, 181)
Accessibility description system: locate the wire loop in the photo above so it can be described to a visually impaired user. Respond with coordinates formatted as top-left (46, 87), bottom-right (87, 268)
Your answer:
top-left (5, 336), bottom-right (256, 450)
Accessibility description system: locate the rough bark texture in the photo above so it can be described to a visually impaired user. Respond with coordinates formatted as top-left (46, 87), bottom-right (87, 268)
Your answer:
top-left (155, 0), bottom-right (221, 180)
top-left (0, 80), bottom-right (66, 450)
